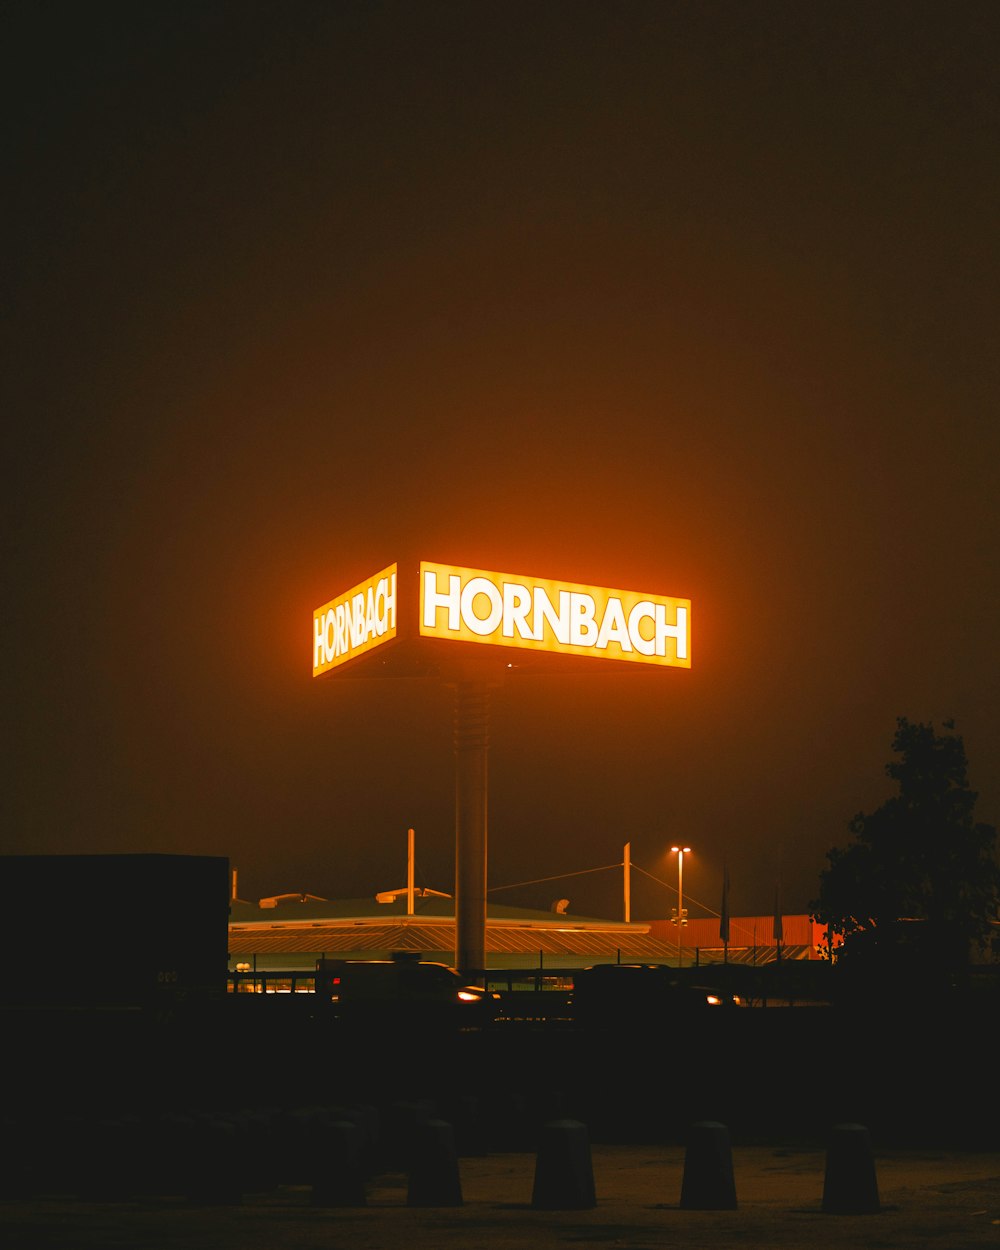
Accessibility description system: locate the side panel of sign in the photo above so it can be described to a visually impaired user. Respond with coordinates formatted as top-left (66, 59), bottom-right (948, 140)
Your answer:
top-left (313, 563), bottom-right (398, 676)
top-left (419, 562), bottom-right (690, 668)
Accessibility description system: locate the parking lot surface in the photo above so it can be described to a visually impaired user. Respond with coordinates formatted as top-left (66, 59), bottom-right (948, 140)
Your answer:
top-left (6, 1141), bottom-right (1000, 1250)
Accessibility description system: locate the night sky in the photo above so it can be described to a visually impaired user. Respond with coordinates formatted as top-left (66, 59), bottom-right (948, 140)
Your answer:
top-left (6, 2), bottom-right (999, 924)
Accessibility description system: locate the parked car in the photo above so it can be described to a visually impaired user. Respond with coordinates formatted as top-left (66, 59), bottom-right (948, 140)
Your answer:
top-left (314, 956), bottom-right (500, 1030)
top-left (570, 962), bottom-right (743, 1028)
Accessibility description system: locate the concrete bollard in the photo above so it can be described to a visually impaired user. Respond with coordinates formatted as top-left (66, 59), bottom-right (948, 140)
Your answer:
top-left (185, 1117), bottom-right (244, 1206)
top-left (344, 1103), bottom-right (381, 1172)
top-left (322, 1103), bottom-right (380, 1179)
top-left (0, 1116), bottom-right (33, 1198)
top-left (75, 1118), bottom-right (126, 1200)
top-left (237, 1109), bottom-right (280, 1195)
top-left (383, 1099), bottom-right (438, 1171)
top-left (148, 1112), bottom-right (197, 1195)
top-left (822, 1122), bottom-right (880, 1214)
top-left (311, 1119), bottom-right (367, 1207)
top-left (531, 1119), bottom-right (597, 1210)
top-left (680, 1120), bottom-right (738, 1210)
top-left (406, 1118), bottom-right (463, 1207)
top-left (276, 1107), bottom-right (330, 1185)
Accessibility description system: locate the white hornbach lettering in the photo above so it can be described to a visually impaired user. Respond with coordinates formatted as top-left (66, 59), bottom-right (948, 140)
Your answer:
top-left (312, 564), bottom-right (397, 675)
top-left (419, 562), bottom-right (690, 668)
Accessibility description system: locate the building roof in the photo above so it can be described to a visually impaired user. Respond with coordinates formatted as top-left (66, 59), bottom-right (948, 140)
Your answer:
top-left (228, 894), bottom-right (678, 962)
top-left (230, 895), bottom-right (640, 928)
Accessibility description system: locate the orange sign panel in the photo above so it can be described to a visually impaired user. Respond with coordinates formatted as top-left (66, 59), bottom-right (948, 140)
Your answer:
top-left (419, 562), bottom-right (690, 668)
top-left (312, 564), bottom-right (397, 675)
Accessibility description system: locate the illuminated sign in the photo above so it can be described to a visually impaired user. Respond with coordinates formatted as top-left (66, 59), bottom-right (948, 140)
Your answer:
top-left (419, 562), bottom-right (690, 668)
top-left (312, 563), bottom-right (397, 675)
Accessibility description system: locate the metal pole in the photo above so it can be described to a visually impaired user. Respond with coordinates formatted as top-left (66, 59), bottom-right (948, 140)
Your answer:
top-left (453, 681), bottom-right (489, 984)
top-left (407, 826), bottom-right (415, 916)
top-left (671, 844), bottom-right (691, 967)
top-left (677, 849), bottom-right (684, 968)
top-left (623, 841), bottom-right (631, 923)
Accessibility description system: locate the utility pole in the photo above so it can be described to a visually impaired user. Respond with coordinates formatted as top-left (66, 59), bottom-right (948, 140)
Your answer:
top-left (671, 844), bottom-right (690, 967)
top-left (407, 827), bottom-right (415, 916)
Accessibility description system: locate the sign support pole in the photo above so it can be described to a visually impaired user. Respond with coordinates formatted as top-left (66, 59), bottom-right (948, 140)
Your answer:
top-left (453, 680), bottom-right (490, 984)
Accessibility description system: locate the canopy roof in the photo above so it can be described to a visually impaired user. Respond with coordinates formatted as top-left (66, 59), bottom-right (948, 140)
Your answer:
top-left (228, 895), bottom-right (676, 963)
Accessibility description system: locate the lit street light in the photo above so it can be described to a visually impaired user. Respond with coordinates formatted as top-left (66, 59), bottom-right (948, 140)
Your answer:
top-left (670, 845), bottom-right (691, 967)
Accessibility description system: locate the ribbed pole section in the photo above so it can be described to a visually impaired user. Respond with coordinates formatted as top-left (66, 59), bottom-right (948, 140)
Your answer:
top-left (453, 681), bottom-right (490, 983)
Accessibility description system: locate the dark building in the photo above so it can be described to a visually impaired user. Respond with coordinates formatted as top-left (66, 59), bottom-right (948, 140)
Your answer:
top-left (1, 853), bottom-right (230, 1008)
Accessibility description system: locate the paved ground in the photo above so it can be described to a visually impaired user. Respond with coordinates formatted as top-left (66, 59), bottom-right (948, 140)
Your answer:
top-left (6, 1142), bottom-right (1000, 1250)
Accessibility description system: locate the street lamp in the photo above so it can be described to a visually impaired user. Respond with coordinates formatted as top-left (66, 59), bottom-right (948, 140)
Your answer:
top-left (670, 845), bottom-right (691, 967)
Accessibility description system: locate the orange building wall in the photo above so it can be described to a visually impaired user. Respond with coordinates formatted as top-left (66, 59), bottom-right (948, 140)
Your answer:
top-left (648, 914), bottom-right (831, 958)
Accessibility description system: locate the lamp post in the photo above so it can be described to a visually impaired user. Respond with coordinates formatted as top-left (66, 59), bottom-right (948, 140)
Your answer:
top-left (671, 845), bottom-right (691, 967)
top-left (623, 841), bottom-right (631, 923)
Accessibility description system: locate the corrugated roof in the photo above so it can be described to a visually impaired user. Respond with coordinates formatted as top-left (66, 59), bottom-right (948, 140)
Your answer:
top-left (228, 921), bottom-right (677, 959)
top-left (230, 896), bottom-right (640, 929)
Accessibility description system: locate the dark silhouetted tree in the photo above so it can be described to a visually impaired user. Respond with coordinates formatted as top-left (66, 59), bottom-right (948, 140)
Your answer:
top-left (811, 718), bottom-right (999, 990)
